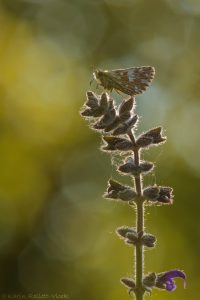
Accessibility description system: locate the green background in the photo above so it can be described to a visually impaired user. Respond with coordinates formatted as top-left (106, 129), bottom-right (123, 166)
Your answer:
top-left (0, 0), bottom-right (199, 299)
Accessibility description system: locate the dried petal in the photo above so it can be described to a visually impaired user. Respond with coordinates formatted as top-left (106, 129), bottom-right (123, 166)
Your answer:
top-left (99, 92), bottom-right (109, 112)
top-left (115, 140), bottom-right (133, 151)
top-left (113, 115), bottom-right (138, 135)
top-left (81, 92), bottom-right (109, 118)
top-left (136, 136), bottom-right (153, 148)
top-left (102, 136), bottom-right (133, 152)
top-left (136, 127), bottom-right (166, 148)
top-left (119, 97), bottom-right (135, 115)
top-left (102, 136), bottom-right (126, 151)
top-left (119, 111), bottom-right (131, 122)
top-left (108, 179), bottom-right (126, 192)
top-left (104, 117), bottom-right (120, 132)
top-left (93, 106), bottom-right (116, 130)
top-left (80, 107), bottom-right (96, 117)
top-left (144, 127), bottom-right (166, 144)
top-left (104, 190), bottom-right (118, 199)
top-left (86, 91), bottom-right (99, 109)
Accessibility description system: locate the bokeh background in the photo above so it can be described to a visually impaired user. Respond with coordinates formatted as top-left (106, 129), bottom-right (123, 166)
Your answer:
top-left (0, 0), bottom-right (199, 299)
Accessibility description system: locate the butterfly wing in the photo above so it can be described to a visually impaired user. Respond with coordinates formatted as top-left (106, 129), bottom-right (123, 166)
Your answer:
top-left (109, 66), bottom-right (155, 95)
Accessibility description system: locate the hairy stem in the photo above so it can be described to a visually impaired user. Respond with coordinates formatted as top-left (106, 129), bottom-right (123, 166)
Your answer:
top-left (129, 131), bottom-right (144, 300)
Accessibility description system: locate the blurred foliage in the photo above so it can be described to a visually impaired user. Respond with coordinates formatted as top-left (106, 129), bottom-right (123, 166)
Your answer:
top-left (0, 0), bottom-right (199, 299)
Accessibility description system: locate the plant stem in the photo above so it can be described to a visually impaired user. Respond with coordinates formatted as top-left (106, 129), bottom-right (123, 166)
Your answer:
top-left (129, 131), bottom-right (144, 300)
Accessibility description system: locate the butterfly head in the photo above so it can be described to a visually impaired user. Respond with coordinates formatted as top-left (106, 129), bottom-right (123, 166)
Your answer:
top-left (93, 69), bottom-right (107, 83)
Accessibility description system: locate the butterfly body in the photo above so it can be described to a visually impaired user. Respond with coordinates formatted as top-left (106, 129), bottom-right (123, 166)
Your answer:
top-left (94, 66), bottom-right (155, 96)
top-left (93, 70), bottom-right (115, 91)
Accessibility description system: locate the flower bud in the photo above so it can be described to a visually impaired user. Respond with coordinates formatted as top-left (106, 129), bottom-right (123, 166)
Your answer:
top-left (118, 189), bottom-right (137, 201)
top-left (143, 185), bottom-right (173, 205)
top-left (143, 186), bottom-right (159, 200)
top-left (116, 226), bottom-right (138, 245)
top-left (118, 157), bottom-right (154, 175)
top-left (143, 272), bottom-right (157, 287)
top-left (118, 157), bottom-right (135, 173)
top-left (104, 179), bottom-right (136, 201)
top-left (141, 233), bottom-right (156, 247)
top-left (116, 226), bottom-right (137, 239)
top-left (157, 187), bottom-right (173, 204)
top-left (140, 161), bottom-right (154, 173)
top-left (125, 232), bottom-right (138, 245)
top-left (120, 277), bottom-right (136, 289)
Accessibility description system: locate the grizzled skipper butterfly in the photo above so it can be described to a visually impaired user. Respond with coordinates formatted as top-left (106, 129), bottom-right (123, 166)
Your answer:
top-left (93, 66), bottom-right (155, 96)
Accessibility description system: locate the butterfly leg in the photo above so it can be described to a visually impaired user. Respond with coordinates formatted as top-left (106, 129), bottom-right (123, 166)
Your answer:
top-left (115, 89), bottom-right (123, 96)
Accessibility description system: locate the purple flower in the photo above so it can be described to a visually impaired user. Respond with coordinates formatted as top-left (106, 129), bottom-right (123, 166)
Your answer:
top-left (156, 270), bottom-right (186, 291)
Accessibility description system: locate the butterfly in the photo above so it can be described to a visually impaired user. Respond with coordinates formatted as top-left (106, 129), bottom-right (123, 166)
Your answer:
top-left (93, 66), bottom-right (155, 96)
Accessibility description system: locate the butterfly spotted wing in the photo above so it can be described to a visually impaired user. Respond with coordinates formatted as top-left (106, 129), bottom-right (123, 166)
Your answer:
top-left (94, 66), bottom-right (155, 96)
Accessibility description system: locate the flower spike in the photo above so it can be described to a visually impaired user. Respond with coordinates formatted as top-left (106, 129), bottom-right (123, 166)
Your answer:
top-left (80, 66), bottom-right (185, 300)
